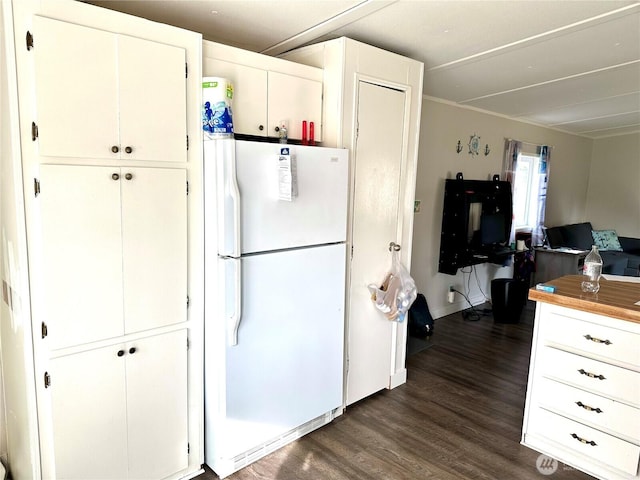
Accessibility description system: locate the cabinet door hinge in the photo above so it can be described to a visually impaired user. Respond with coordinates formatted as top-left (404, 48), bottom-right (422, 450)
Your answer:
top-left (34, 178), bottom-right (41, 197)
top-left (351, 245), bottom-right (354, 260)
top-left (26, 31), bottom-right (34, 50)
top-left (186, 338), bottom-right (190, 350)
top-left (32, 121), bottom-right (38, 141)
top-left (41, 322), bottom-right (48, 339)
top-left (44, 371), bottom-right (51, 388)
top-left (187, 443), bottom-right (190, 454)
top-left (185, 62), bottom-right (188, 78)
top-left (186, 134), bottom-right (189, 151)
top-left (186, 295), bottom-right (190, 308)
top-left (186, 181), bottom-right (189, 195)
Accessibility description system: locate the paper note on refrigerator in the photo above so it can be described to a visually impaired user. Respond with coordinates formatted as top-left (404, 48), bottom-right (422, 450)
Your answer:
top-left (278, 148), bottom-right (298, 201)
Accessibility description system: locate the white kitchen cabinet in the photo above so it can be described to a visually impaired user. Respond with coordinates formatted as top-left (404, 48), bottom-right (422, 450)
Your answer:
top-left (282, 38), bottom-right (424, 406)
top-left (1, 2), bottom-right (204, 479)
top-left (203, 41), bottom-right (323, 141)
top-left (49, 329), bottom-right (188, 480)
top-left (33, 15), bottom-right (187, 162)
top-left (37, 164), bottom-right (187, 351)
top-left (523, 292), bottom-right (640, 480)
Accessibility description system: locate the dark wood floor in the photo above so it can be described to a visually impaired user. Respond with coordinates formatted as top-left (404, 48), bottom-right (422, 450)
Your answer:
top-left (201, 302), bottom-right (594, 480)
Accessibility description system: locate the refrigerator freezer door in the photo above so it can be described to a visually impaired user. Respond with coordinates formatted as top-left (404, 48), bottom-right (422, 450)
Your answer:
top-left (235, 141), bottom-right (348, 254)
top-left (222, 243), bottom-right (345, 458)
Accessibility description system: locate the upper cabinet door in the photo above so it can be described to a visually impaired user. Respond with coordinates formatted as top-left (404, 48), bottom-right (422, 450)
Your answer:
top-left (33, 16), bottom-right (119, 160)
top-left (268, 71), bottom-right (322, 142)
top-left (121, 167), bottom-right (188, 334)
top-left (118, 35), bottom-right (187, 162)
top-left (203, 58), bottom-right (268, 137)
top-left (32, 17), bottom-right (187, 162)
top-left (38, 165), bottom-right (124, 350)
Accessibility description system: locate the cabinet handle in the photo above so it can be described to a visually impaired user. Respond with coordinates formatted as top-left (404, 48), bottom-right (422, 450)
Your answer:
top-left (575, 401), bottom-right (603, 414)
top-left (125, 173), bottom-right (133, 181)
top-left (117, 350), bottom-right (125, 357)
top-left (578, 368), bottom-right (606, 381)
top-left (129, 347), bottom-right (136, 354)
top-left (570, 433), bottom-right (597, 446)
top-left (112, 173), bottom-right (120, 181)
top-left (111, 145), bottom-right (120, 153)
top-left (258, 125), bottom-right (264, 131)
top-left (125, 146), bottom-right (133, 154)
top-left (584, 334), bottom-right (612, 345)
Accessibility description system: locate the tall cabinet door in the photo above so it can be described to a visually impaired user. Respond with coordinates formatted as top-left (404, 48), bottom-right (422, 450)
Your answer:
top-left (50, 344), bottom-right (129, 480)
top-left (38, 165), bottom-right (124, 350)
top-left (121, 168), bottom-right (187, 334)
top-left (126, 330), bottom-right (188, 479)
top-left (347, 81), bottom-right (406, 406)
top-left (33, 16), bottom-right (119, 160)
top-left (118, 36), bottom-right (187, 162)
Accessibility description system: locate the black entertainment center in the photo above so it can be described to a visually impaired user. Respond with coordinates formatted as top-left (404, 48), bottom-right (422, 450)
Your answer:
top-left (438, 173), bottom-right (515, 275)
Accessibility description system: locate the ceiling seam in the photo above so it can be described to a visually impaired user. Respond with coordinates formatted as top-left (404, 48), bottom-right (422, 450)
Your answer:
top-left (426, 2), bottom-right (640, 72)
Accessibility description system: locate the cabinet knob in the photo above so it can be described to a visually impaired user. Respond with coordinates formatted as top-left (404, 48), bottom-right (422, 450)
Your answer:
top-left (112, 173), bottom-right (120, 181)
top-left (129, 347), bottom-right (136, 354)
top-left (111, 145), bottom-right (120, 153)
top-left (258, 125), bottom-right (264, 131)
top-left (117, 350), bottom-right (125, 357)
top-left (125, 173), bottom-right (133, 181)
top-left (274, 126), bottom-right (280, 133)
top-left (125, 146), bottom-right (133, 154)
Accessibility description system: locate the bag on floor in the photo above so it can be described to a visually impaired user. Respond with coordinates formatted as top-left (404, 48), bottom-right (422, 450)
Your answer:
top-left (408, 293), bottom-right (434, 338)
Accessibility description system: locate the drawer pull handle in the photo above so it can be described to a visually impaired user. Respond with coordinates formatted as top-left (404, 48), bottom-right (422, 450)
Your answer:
top-left (576, 401), bottom-right (603, 414)
top-left (584, 334), bottom-right (612, 345)
top-left (578, 368), bottom-right (605, 380)
top-left (571, 433), bottom-right (597, 446)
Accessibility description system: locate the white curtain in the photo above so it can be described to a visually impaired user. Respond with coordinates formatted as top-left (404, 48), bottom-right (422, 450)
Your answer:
top-left (502, 140), bottom-right (551, 246)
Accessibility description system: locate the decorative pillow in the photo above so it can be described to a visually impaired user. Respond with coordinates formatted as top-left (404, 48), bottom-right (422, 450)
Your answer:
top-left (592, 229), bottom-right (623, 252)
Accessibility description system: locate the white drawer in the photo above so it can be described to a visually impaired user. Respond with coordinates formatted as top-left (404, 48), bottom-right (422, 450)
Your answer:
top-left (535, 377), bottom-right (640, 442)
top-left (529, 407), bottom-right (640, 476)
top-left (541, 347), bottom-right (640, 407)
top-left (542, 310), bottom-right (640, 367)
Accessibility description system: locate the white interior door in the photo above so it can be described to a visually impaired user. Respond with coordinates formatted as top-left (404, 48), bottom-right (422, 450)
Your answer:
top-left (118, 35), bottom-right (187, 162)
top-left (346, 81), bottom-right (406, 406)
top-left (33, 16), bottom-right (119, 159)
top-left (126, 330), bottom-right (188, 479)
top-left (121, 168), bottom-right (187, 334)
top-left (50, 344), bottom-right (128, 480)
top-left (38, 165), bottom-right (124, 350)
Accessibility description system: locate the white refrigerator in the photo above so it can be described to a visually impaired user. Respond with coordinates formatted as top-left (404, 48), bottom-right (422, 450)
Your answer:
top-left (203, 139), bottom-right (349, 478)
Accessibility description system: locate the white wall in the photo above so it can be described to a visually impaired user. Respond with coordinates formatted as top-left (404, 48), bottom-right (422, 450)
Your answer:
top-left (586, 133), bottom-right (640, 238)
top-left (410, 98), bottom-right (594, 319)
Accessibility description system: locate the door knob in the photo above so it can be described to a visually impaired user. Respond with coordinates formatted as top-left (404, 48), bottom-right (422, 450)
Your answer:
top-left (111, 145), bottom-right (120, 153)
top-left (389, 242), bottom-right (401, 252)
top-left (125, 173), bottom-right (133, 181)
top-left (112, 173), bottom-right (120, 181)
top-left (125, 146), bottom-right (133, 154)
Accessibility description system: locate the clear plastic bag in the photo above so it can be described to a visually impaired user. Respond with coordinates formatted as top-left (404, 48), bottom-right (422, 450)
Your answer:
top-left (368, 250), bottom-right (417, 322)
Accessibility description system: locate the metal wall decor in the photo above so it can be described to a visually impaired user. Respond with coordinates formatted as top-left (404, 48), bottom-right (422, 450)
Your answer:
top-left (456, 140), bottom-right (463, 154)
top-left (468, 133), bottom-right (480, 156)
top-left (484, 144), bottom-right (491, 156)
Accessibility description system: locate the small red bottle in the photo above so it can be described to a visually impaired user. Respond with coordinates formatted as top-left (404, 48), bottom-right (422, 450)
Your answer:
top-left (301, 120), bottom-right (308, 145)
top-left (309, 121), bottom-right (315, 146)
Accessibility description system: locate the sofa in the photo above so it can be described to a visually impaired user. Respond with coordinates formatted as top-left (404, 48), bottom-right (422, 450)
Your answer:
top-left (544, 222), bottom-right (640, 277)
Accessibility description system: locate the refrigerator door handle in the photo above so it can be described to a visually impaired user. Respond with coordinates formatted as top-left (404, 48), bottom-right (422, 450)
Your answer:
top-left (227, 257), bottom-right (242, 346)
top-left (217, 139), bottom-right (241, 257)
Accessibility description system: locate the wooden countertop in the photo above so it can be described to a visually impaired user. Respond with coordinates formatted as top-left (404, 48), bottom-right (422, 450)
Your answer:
top-left (529, 275), bottom-right (640, 324)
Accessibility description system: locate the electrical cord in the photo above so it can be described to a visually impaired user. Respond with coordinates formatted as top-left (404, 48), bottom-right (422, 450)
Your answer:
top-left (450, 287), bottom-right (491, 321)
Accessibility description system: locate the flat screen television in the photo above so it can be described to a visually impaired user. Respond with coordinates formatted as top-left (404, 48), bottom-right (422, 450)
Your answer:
top-left (480, 212), bottom-right (507, 246)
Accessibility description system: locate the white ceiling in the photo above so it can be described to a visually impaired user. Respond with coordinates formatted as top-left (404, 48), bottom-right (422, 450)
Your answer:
top-left (85, 0), bottom-right (640, 139)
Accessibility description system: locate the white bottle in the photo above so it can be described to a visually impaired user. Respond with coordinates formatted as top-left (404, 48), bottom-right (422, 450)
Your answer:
top-left (581, 245), bottom-right (603, 293)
